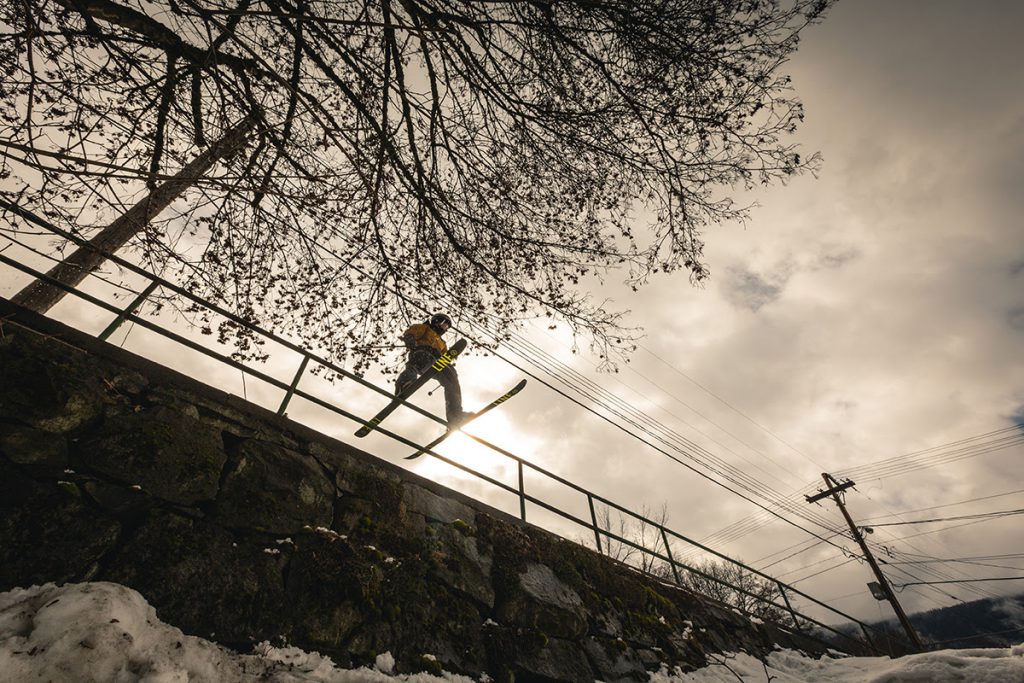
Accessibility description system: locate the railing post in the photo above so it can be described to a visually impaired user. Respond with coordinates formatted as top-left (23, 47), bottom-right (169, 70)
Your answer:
top-left (588, 494), bottom-right (603, 554)
top-left (777, 582), bottom-right (802, 632)
top-left (277, 354), bottom-right (310, 415)
top-left (518, 461), bottom-right (526, 521)
top-left (661, 527), bottom-right (681, 585)
top-left (98, 281), bottom-right (159, 341)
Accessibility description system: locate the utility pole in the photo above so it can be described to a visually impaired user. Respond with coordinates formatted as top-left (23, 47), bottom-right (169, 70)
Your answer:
top-left (807, 472), bottom-right (924, 652)
top-left (11, 116), bottom-right (255, 313)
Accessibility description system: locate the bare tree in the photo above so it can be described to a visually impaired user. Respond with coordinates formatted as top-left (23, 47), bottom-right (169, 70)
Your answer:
top-left (591, 502), bottom-right (804, 627)
top-left (682, 559), bottom-right (796, 626)
top-left (0, 0), bottom-right (835, 369)
top-left (595, 502), bottom-right (677, 578)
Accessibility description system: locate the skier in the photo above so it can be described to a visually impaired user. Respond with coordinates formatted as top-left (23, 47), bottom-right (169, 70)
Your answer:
top-left (395, 313), bottom-right (474, 426)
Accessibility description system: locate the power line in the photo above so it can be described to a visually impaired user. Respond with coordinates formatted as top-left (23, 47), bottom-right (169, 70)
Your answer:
top-left (752, 531), bottom-right (847, 571)
top-left (597, 341), bottom-right (802, 489)
top-left (868, 530), bottom-right (1003, 602)
top-left (788, 556), bottom-right (859, 585)
top-left (496, 330), bottom-right (829, 521)
top-left (929, 625), bottom-right (1024, 646)
top-left (713, 432), bottom-right (1024, 602)
top-left (691, 481), bottom-right (826, 558)
top-left (470, 325), bottom-right (853, 545)
top-left (864, 516), bottom-right (1001, 602)
top-left (838, 427), bottom-right (1024, 481)
top-left (639, 345), bottom-right (828, 471)
top-left (867, 506), bottom-right (1024, 528)
top-left (701, 429), bottom-right (1024, 555)
top-left (852, 482), bottom-right (1010, 603)
top-left (465, 322), bottom-right (855, 549)
top-left (895, 552), bottom-right (1024, 562)
top-left (859, 488), bottom-right (1024, 523)
top-left (895, 577), bottom-right (1024, 589)
top-left (886, 558), bottom-right (1024, 572)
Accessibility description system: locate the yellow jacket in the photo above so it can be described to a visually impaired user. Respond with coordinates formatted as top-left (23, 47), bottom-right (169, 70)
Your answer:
top-left (401, 323), bottom-right (447, 355)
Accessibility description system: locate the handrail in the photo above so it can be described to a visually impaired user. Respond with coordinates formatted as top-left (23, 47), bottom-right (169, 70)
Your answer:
top-left (0, 201), bottom-right (883, 653)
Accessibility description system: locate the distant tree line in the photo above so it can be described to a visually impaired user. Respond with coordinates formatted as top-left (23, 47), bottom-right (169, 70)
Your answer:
top-left (593, 502), bottom-right (804, 628)
top-left (821, 593), bottom-right (1024, 655)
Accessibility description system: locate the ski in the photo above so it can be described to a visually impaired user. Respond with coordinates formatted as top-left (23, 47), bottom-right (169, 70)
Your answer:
top-left (405, 379), bottom-right (528, 460)
top-left (354, 338), bottom-right (468, 438)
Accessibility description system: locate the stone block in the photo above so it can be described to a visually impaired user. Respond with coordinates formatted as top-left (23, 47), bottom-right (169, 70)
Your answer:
top-left (345, 573), bottom-right (488, 676)
top-left (108, 370), bottom-right (149, 396)
top-left (217, 439), bottom-right (333, 534)
top-left (595, 610), bottom-right (625, 638)
top-left (486, 628), bottom-right (595, 682)
top-left (405, 484), bottom-right (474, 525)
top-left (583, 637), bottom-right (646, 682)
top-left (81, 478), bottom-right (149, 514)
top-left (637, 648), bottom-right (664, 671)
top-left (0, 424), bottom-right (68, 472)
top-left (430, 523), bottom-right (495, 609)
top-left (0, 468), bottom-right (120, 591)
top-left (497, 563), bottom-right (588, 639)
top-left (0, 336), bottom-right (102, 433)
top-left (74, 405), bottom-right (226, 506)
top-left (101, 509), bottom-right (287, 648)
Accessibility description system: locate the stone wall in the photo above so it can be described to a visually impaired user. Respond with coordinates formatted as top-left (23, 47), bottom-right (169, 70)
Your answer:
top-left (0, 300), bottom-right (831, 681)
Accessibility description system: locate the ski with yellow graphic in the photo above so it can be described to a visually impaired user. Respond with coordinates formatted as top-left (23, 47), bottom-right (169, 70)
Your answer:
top-left (355, 338), bottom-right (468, 438)
top-left (405, 379), bottom-right (527, 460)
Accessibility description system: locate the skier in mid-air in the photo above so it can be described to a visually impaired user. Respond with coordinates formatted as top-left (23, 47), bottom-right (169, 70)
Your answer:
top-left (396, 313), bottom-right (474, 426)
top-left (355, 312), bottom-right (526, 449)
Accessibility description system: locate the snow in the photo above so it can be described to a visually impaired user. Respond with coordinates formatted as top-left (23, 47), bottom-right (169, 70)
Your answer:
top-left (0, 583), bottom-right (474, 682)
top-left (2, 583), bottom-right (1023, 683)
top-left (310, 526), bottom-right (347, 541)
top-left (375, 652), bottom-right (396, 673)
top-left (650, 647), bottom-right (1024, 683)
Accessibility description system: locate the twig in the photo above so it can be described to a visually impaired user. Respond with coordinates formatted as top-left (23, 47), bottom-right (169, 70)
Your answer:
top-left (707, 653), bottom-right (746, 683)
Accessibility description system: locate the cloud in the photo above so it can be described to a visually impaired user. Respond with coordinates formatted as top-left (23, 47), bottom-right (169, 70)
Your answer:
top-left (813, 246), bottom-right (861, 271)
top-left (722, 268), bottom-right (786, 312)
top-left (1009, 308), bottom-right (1024, 331)
top-left (994, 598), bottom-right (1024, 630)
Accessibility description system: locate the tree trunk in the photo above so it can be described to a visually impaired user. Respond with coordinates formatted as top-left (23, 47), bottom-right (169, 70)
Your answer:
top-left (11, 116), bottom-right (255, 313)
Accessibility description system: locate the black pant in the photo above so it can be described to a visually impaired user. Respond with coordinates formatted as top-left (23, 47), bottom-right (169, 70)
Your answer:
top-left (396, 347), bottom-right (464, 421)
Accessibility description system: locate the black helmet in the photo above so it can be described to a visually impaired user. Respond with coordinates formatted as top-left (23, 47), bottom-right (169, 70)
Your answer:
top-left (429, 313), bottom-right (452, 331)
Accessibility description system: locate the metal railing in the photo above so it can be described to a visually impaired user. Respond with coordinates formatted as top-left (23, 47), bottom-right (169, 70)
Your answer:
top-left (0, 200), bottom-right (882, 653)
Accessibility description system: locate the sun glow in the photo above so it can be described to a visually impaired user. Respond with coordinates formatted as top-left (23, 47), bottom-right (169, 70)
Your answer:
top-left (409, 410), bottom-right (541, 513)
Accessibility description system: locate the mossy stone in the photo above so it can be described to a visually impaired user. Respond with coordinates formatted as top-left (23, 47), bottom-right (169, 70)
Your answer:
top-left (0, 424), bottom-right (68, 472)
top-left (74, 405), bottom-right (226, 505)
top-left (0, 467), bottom-right (119, 591)
top-left (217, 439), bottom-right (334, 534)
top-left (101, 509), bottom-right (287, 649)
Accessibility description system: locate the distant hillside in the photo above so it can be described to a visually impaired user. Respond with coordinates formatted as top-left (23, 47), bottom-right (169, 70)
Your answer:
top-left (824, 594), bottom-right (1024, 655)
top-left (910, 593), bottom-right (1024, 649)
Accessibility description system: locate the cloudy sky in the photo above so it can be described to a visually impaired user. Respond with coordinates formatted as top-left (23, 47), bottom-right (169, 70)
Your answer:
top-left (399, 0), bottom-right (1024, 628)
top-left (2, 0), bottom-right (1023, 637)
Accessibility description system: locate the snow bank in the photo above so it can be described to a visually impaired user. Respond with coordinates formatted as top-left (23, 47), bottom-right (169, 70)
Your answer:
top-left (650, 643), bottom-right (1024, 682)
top-left (0, 583), bottom-right (473, 682)
top-left (1, 582), bottom-right (1022, 682)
